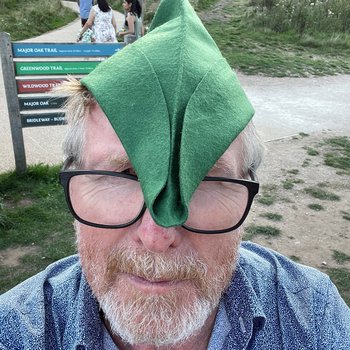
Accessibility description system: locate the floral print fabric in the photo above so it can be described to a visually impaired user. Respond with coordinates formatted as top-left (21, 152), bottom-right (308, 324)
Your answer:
top-left (92, 5), bottom-right (116, 43)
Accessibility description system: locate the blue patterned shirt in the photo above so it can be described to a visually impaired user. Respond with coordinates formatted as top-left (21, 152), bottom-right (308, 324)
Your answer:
top-left (1, 242), bottom-right (349, 349)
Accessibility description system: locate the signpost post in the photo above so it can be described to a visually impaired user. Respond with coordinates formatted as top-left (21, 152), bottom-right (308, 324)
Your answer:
top-left (0, 32), bottom-right (27, 172)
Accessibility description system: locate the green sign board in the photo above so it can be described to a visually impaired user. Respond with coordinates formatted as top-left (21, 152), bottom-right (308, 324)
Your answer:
top-left (16, 61), bottom-right (100, 75)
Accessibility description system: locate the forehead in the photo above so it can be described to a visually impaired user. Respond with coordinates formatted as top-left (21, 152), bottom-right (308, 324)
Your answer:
top-left (83, 103), bottom-right (243, 175)
top-left (82, 103), bottom-right (127, 169)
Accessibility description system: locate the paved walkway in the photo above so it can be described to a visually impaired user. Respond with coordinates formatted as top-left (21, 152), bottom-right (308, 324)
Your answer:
top-left (1, 2), bottom-right (349, 172)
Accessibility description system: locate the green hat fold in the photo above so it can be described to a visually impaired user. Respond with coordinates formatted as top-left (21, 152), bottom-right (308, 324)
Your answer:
top-left (81, 0), bottom-right (254, 228)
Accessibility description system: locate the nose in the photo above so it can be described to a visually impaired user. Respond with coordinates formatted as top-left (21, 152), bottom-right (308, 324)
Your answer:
top-left (134, 210), bottom-right (181, 253)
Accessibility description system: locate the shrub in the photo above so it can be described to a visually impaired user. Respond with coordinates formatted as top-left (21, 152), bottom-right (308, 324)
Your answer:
top-left (247, 0), bottom-right (350, 36)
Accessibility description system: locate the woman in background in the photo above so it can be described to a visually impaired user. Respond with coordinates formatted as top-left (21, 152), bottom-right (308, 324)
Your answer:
top-left (78, 0), bottom-right (117, 43)
top-left (118, 0), bottom-right (143, 44)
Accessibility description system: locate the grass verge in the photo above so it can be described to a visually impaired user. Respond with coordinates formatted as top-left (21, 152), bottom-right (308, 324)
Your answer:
top-left (199, 0), bottom-right (350, 76)
top-left (0, 164), bottom-right (75, 293)
top-left (324, 267), bottom-right (350, 306)
top-left (1, 0), bottom-right (77, 41)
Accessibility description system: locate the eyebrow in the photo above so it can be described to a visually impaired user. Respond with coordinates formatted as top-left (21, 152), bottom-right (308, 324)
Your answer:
top-left (209, 156), bottom-right (240, 178)
top-left (91, 154), bottom-right (131, 171)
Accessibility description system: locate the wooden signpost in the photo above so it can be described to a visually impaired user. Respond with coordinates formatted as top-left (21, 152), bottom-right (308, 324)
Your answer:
top-left (0, 32), bottom-right (125, 172)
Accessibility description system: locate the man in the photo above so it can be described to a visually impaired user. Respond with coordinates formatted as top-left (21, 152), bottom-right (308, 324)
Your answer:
top-left (1, 0), bottom-right (349, 349)
top-left (78, 0), bottom-right (94, 26)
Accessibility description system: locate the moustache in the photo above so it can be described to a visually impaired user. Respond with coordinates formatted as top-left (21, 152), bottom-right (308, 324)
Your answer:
top-left (104, 247), bottom-right (208, 287)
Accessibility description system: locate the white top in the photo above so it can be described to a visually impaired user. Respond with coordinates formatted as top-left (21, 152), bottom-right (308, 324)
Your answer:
top-left (92, 5), bottom-right (116, 43)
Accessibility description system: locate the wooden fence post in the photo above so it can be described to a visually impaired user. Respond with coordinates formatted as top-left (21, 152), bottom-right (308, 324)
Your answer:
top-left (0, 32), bottom-right (27, 173)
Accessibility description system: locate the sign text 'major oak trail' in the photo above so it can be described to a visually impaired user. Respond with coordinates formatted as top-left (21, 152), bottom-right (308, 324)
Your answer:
top-left (12, 43), bottom-right (124, 57)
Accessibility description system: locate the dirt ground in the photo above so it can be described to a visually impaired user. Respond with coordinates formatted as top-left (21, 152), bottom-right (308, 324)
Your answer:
top-left (245, 130), bottom-right (350, 271)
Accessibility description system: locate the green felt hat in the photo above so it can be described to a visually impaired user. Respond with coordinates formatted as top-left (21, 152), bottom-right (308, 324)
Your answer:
top-left (81, 0), bottom-right (254, 228)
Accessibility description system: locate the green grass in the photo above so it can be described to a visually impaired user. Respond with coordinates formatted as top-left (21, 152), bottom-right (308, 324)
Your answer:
top-left (249, 0), bottom-right (350, 36)
top-left (260, 212), bottom-right (283, 221)
top-left (0, 0), bottom-right (77, 41)
top-left (282, 180), bottom-right (294, 190)
top-left (302, 158), bottom-right (311, 167)
top-left (281, 178), bottom-right (303, 189)
top-left (317, 182), bottom-right (331, 188)
top-left (0, 164), bottom-right (75, 293)
top-left (194, 0), bottom-right (218, 11)
top-left (244, 224), bottom-right (281, 240)
top-left (257, 194), bottom-right (276, 205)
top-left (257, 184), bottom-right (278, 205)
top-left (304, 187), bottom-right (340, 201)
top-left (122, 0), bottom-right (217, 25)
top-left (324, 267), bottom-right (350, 306)
top-left (308, 203), bottom-right (324, 211)
top-left (305, 147), bottom-right (319, 156)
top-left (333, 250), bottom-right (350, 265)
top-left (341, 211), bottom-right (350, 221)
top-left (322, 137), bottom-right (350, 175)
top-left (289, 255), bottom-right (301, 262)
top-left (199, 1), bottom-right (350, 77)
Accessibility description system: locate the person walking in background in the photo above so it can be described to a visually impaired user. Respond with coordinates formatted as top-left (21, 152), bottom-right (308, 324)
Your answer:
top-left (77, 0), bottom-right (117, 43)
top-left (78, 0), bottom-right (94, 26)
top-left (118, 0), bottom-right (143, 44)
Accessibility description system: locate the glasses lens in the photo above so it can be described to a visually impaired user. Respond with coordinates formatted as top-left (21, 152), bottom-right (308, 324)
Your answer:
top-left (185, 180), bottom-right (249, 232)
top-left (68, 173), bottom-right (144, 226)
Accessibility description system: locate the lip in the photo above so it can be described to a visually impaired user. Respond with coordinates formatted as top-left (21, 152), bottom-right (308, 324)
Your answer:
top-left (122, 273), bottom-right (185, 294)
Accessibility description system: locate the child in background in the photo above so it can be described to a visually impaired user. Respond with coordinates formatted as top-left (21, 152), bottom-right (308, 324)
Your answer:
top-left (77, 28), bottom-right (96, 43)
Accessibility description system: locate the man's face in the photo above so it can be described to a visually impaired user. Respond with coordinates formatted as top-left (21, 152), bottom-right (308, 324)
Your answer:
top-left (77, 104), bottom-right (243, 347)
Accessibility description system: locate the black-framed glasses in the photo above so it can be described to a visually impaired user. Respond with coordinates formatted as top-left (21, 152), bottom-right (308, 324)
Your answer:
top-left (59, 162), bottom-right (259, 234)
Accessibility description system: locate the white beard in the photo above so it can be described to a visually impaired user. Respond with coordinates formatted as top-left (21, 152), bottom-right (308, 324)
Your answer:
top-left (78, 235), bottom-right (238, 347)
top-left (99, 285), bottom-right (216, 347)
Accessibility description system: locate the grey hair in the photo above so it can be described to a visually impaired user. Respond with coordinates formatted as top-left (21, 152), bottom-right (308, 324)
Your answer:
top-left (54, 77), bottom-right (93, 167)
top-left (55, 78), bottom-right (264, 176)
top-left (240, 122), bottom-right (265, 180)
